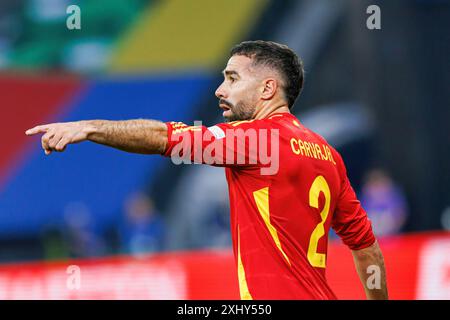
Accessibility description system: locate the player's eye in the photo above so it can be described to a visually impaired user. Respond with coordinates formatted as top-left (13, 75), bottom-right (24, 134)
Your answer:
top-left (229, 77), bottom-right (237, 83)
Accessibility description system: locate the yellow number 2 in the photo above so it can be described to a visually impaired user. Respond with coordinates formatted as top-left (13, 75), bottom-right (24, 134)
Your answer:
top-left (307, 175), bottom-right (331, 268)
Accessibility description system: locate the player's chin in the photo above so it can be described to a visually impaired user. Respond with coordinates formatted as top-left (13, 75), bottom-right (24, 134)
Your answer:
top-left (223, 109), bottom-right (233, 122)
top-left (223, 115), bottom-right (233, 123)
top-left (224, 111), bottom-right (243, 123)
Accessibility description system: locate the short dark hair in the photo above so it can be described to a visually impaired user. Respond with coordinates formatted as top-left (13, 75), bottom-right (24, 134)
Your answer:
top-left (230, 40), bottom-right (304, 109)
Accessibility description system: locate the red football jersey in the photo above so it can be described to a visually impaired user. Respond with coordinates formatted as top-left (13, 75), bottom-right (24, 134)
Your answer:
top-left (163, 112), bottom-right (375, 300)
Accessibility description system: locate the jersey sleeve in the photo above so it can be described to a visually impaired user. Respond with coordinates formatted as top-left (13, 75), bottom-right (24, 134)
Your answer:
top-left (162, 120), bottom-right (277, 169)
top-left (331, 151), bottom-right (376, 250)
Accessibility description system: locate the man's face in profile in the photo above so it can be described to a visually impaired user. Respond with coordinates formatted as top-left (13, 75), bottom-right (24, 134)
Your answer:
top-left (215, 55), bottom-right (260, 122)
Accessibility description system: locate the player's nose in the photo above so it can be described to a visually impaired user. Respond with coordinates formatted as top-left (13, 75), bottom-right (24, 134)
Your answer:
top-left (215, 83), bottom-right (227, 99)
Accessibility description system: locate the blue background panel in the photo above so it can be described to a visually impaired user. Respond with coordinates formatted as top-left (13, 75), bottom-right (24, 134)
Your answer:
top-left (0, 73), bottom-right (214, 236)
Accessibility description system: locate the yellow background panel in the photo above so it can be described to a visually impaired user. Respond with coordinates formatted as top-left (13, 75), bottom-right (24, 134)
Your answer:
top-left (109, 0), bottom-right (267, 73)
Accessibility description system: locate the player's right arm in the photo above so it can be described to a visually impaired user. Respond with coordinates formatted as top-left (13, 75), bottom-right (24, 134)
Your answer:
top-left (25, 119), bottom-right (267, 168)
top-left (25, 119), bottom-right (168, 155)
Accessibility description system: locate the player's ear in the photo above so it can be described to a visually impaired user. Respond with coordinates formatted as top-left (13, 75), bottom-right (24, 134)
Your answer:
top-left (260, 78), bottom-right (277, 100)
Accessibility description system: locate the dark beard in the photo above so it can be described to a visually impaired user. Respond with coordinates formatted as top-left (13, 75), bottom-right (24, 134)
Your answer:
top-left (223, 101), bottom-right (255, 122)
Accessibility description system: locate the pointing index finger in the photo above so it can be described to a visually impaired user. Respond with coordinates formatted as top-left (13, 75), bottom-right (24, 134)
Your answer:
top-left (25, 125), bottom-right (49, 136)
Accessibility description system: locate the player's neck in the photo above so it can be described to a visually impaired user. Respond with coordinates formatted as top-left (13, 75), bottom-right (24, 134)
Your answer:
top-left (253, 102), bottom-right (291, 120)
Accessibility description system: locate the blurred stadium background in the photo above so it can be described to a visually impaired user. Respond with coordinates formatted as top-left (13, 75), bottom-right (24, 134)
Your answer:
top-left (0, 0), bottom-right (449, 299)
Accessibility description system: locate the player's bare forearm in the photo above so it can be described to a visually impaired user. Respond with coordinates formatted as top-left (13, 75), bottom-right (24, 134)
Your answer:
top-left (86, 119), bottom-right (168, 154)
top-left (351, 241), bottom-right (388, 300)
top-left (25, 119), bottom-right (168, 155)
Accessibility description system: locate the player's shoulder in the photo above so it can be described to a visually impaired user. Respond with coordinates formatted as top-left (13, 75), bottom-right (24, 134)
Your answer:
top-left (312, 129), bottom-right (344, 163)
top-left (296, 119), bottom-right (333, 149)
top-left (294, 121), bottom-right (346, 168)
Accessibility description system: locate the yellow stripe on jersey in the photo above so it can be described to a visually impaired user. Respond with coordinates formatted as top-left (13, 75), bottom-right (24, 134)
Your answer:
top-left (229, 120), bottom-right (255, 127)
top-left (253, 187), bottom-right (291, 266)
top-left (172, 126), bottom-right (202, 134)
top-left (268, 114), bottom-right (284, 119)
top-left (237, 225), bottom-right (253, 300)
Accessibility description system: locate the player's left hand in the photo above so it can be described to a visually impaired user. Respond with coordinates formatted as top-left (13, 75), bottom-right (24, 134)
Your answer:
top-left (25, 121), bottom-right (89, 155)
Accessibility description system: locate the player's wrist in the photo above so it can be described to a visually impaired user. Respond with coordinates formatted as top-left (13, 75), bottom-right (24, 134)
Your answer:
top-left (80, 120), bottom-right (102, 140)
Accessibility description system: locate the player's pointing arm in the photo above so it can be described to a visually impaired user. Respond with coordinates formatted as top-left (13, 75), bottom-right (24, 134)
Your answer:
top-left (25, 119), bottom-right (168, 155)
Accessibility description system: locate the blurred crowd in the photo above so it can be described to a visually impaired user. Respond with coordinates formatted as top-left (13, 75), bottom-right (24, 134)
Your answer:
top-left (360, 168), bottom-right (408, 236)
top-left (41, 191), bottom-right (167, 260)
